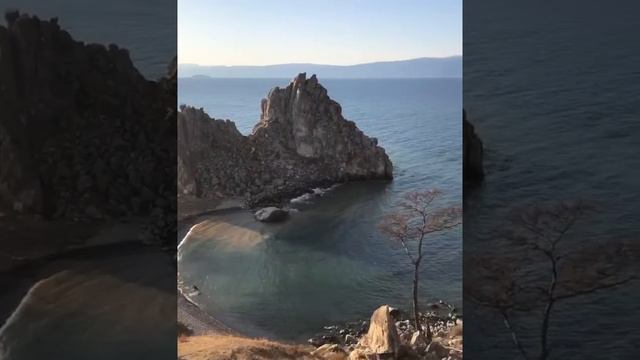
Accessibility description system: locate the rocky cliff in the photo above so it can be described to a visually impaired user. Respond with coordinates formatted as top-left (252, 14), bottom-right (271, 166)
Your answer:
top-left (178, 73), bottom-right (393, 206)
top-left (177, 105), bottom-right (248, 200)
top-left (0, 12), bottom-right (176, 240)
top-left (463, 110), bottom-right (484, 185)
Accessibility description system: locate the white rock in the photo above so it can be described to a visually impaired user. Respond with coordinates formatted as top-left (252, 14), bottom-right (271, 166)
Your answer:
top-left (254, 207), bottom-right (288, 222)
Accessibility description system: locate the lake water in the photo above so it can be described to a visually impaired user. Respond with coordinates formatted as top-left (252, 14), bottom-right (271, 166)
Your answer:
top-left (178, 77), bottom-right (462, 340)
top-left (464, 0), bottom-right (640, 358)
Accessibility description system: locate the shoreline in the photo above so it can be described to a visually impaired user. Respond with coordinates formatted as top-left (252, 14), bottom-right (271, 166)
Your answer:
top-left (176, 196), bottom-right (254, 337)
top-left (175, 193), bottom-right (463, 347)
top-left (178, 289), bottom-right (238, 336)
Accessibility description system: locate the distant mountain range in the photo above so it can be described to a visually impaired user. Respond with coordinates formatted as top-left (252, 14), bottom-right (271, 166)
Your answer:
top-left (178, 56), bottom-right (461, 79)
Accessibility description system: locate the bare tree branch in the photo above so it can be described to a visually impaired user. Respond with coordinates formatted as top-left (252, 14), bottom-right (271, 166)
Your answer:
top-left (466, 201), bottom-right (637, 360)
top-left (501, 310), bottom-right (531, 360)
top-left (378, 189), bottom-right (461, 339)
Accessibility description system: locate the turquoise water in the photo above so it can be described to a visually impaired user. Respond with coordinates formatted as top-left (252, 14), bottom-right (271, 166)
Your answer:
top-left (178, 77), bottom-right (462, 340)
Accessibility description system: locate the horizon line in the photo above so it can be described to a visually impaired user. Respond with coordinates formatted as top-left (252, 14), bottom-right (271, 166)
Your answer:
top-left (177, 76), bottom-right (462, 80)
top-left (178, 55), bottom-right (462, 68)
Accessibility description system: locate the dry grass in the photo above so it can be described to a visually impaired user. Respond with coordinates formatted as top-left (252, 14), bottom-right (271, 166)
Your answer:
top-left (178, 334), bottom-right (320, 360)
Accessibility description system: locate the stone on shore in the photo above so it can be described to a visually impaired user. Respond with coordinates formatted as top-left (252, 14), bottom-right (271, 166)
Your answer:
top-left (254, 207), bottom-right (289, 222)
top-left (425, 341), bottom-right (450, 359)
top-left (350, 305), bottom-right (400, 359)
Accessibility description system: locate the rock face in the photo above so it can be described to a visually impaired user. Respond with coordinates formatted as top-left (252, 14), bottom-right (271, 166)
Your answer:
top-left (0, 13), bottom-right (176, 241)
top-left (309, 304), bottom-right (463, 359)
top-left (177, 105), bottom-right (246, 199)
top-left (254, 207), bottom-right (289, 222)
top-left (178, 73), bottom-right (393, 206)
top-left (463, 110), bottom-right (484, 184)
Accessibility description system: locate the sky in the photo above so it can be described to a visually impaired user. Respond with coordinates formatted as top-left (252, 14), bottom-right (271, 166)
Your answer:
top-left (178, 0), bottom-right (461, 66)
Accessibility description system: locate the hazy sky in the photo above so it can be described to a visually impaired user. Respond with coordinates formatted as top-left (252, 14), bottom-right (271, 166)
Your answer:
top-left (179, 0), bottom-right (461, 66)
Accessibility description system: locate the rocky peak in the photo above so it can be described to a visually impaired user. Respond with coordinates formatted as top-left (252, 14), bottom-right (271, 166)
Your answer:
top-left (178, 73), bottom-right (393, 206)
top-left (254, 73), bottom-right (392, 178)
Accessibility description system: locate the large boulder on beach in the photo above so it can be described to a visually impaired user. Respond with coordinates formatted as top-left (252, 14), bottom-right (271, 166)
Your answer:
top-left (178, 73), bottom-right (393, 207)
top-left (254, 207), bottom-right (288, 222)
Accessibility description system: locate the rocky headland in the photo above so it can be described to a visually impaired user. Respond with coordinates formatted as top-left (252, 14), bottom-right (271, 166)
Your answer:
top-left (177, 73), bottom-right (397, 352)
top-left (178, 73), bottom-right (393, 208)
top-left (176, 76), bottom-right (463, 359)
top-left (0, 12), bottom-right (176, 247)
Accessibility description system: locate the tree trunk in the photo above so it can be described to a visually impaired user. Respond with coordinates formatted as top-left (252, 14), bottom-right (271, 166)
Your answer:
top-left (412, 265), bottom-right (420, 332)
top-left (412, 262), bottom-right (431, 339)
top-left (540, 254), bottom-right (558, 360)
top-left (540, 295), bottom-right (556, 359)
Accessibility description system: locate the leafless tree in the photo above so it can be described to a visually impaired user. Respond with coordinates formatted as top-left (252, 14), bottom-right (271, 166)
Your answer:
top-left (467, 201), bottom-right (638, 360)
top-left (378, 190), bottom-right (462, 339)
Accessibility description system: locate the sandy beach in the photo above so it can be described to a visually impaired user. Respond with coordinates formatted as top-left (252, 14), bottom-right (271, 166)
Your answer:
top-left (0, 241), bottom-right (177, 359)
top-left (177, 196), bottom-right (273, 336)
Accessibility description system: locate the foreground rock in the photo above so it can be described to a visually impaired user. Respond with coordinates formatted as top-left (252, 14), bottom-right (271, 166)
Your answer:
top-left (254, 207), bottom-right (289, 222)
top-left (350, 305), bottom-right (400, 359)
top-left (309, 303), bottom-right (463, 360)
top-left (178, 73), bottom-right (393, 206)
top-left (0, 12), bottom-right (176, 243)
top-left (463, 109), bottom-right (484, 185)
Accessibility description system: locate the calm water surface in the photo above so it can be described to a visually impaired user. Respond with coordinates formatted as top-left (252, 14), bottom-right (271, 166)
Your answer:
top-left (464, 1), bottom-right (640, 358)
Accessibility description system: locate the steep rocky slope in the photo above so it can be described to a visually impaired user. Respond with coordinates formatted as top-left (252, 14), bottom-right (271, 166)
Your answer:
top-left (0, 12), bottom-right (176, 241)
top-left (178, 73), bottom-right (393, 206)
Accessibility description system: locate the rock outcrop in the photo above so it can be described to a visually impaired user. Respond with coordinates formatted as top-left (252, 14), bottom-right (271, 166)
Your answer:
top-left (308, 303), bottom-right (463, 360)
top-left (350, 305), bottom-right (400, 359)
top-left (0, 12), bottom-right (176, 241)
top-left (178, 73), bottom-right (393, 206)
top-left (463, 110), bottom-right (484, 185)
top-left (177, 105), bottom-right (246, 199)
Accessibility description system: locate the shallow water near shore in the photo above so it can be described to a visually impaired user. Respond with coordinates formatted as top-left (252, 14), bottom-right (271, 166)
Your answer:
top-left (0, 244), bottom-right (176, 359)
top-left (178, 78), bottom-right (462, 340)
